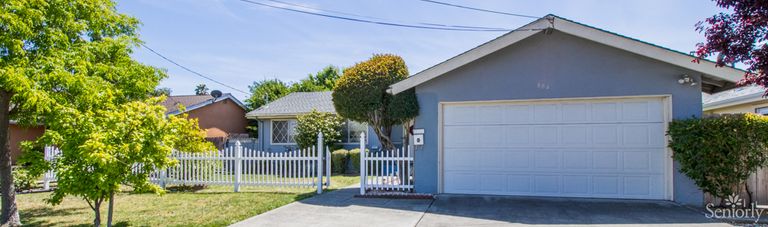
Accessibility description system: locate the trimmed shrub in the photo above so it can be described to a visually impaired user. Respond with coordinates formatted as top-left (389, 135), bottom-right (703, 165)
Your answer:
top-left (295, 109), bottom-right (343, 149)
top-left (331, 149), bottom-right (348, 173)
top-left (13, 168), bottom-right (38, 192)
top-left (668, 113), bottom-right (768, 201)
top-left (347, 149), bottom-right (368, 174)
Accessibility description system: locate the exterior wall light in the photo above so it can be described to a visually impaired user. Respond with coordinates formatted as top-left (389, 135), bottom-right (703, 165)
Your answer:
top-left (678, 74), bottom-right (696, 86)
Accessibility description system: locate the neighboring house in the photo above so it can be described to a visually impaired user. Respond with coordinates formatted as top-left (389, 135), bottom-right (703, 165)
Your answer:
top-left (386, 15), bottom-right (743, 205)
top-left (9, 121), bottom-right (44, 163)
top-left (245, 91), bottom-right (403, 152)
top-left (703, 85), bottom-right (768, 115)
top-left (162, 93), bottom-right (249, 148)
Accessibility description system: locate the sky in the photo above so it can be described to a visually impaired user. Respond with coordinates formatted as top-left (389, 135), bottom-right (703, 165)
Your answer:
top-left (117, 0), bottom-right (726, 101)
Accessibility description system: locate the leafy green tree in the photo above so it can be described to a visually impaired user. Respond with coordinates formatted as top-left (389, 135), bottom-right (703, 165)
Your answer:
top-left (1, 0), bottom-right (165, 225)
top-left (195, 84), bottom-right (209, 95)
top-left (38, 98), bottom-right (213, 227)
top-left (291, 66), bottom-right (341, 92)
top-left (295, 109), bottom-right (343, 149)
top-left (332, 54), bottom-right (418, 150)
top-left (245, 79), bottom-right (291, 111)
top-left (151, 87), bottom-right (172, 97)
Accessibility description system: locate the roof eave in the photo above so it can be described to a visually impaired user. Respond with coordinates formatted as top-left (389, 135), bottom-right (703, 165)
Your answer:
top-left (389, 16), bottom-right (745, 95)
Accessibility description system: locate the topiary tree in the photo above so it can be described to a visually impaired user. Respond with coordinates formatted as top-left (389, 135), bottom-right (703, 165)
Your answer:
top-left (332, 54), bottom-right (419, 150)
top-left (294, 109), bottom-right (343, 149)
top-left (668, 113), bottom-right (768, 205)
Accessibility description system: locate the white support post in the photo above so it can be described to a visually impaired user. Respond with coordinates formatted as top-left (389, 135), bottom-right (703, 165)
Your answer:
top-left (234, 141), bottom-right (242, 192)
top-left (316, 132), bottom-right (324, 194)
top-left (359, 132), bottom-right (366, 195)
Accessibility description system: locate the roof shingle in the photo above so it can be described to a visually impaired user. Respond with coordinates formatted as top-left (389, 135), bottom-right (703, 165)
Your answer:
top-left (245, 91), bottom-right (335, 118)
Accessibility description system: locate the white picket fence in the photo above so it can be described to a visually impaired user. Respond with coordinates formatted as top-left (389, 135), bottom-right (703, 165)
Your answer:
top-left (42, 146), bottom-right (60, 190)
top-left (359, 133), bottom-right (414, 195)
top-left (44, 133), bottom-right (332, 193)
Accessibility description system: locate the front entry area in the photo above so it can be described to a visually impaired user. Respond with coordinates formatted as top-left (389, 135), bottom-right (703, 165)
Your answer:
top-left (441, 96), bottom-right (671, 200)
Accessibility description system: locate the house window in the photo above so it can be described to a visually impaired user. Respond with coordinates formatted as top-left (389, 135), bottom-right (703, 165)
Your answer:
top-left (341, 120), bottom-right (368, 143)
top-left (756, 107), bottom-right (768, 116)
top-left (271, 120), bottom-right (297, 144)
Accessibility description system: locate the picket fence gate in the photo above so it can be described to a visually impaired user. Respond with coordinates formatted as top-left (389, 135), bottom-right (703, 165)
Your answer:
top-left (44, 133), bottom-right (332, 194)
top-left (358, 133), bottom-right (415, 195)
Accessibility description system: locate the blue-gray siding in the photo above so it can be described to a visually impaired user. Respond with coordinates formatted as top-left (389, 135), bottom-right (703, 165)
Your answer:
top-left (256, 119), bottom-right (404, 152)
top-left (412, 31), bottom-right (703, 205)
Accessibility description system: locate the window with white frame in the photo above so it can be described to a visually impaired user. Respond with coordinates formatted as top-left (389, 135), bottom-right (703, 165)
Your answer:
top-left (757, 107), bottom-right (768, 116)
top-left (341, 120), bottom-right (368, 143)
top-left (271, 119), bottom-right (297, 144)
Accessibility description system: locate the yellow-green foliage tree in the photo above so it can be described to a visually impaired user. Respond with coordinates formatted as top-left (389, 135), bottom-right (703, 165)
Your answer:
top-left (38, 99), bottom-right (213, 227)
top-left (0, 0), bottom-right (212, 226)
top-left (332, 54), bottom-right (418, 150)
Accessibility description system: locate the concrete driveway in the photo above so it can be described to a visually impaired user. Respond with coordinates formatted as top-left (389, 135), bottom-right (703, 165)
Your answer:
top-left (231, 187), bottom-right (730, 227)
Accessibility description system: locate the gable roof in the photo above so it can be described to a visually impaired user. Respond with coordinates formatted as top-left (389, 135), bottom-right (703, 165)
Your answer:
top-left (389, 14), bottom-right (745, 95)
top-left (245, 91), bottom-right (335, 119)
top-left (162, 93), bottom-right (246, 115)
top-left (703, 85), bottom-right (767, 111)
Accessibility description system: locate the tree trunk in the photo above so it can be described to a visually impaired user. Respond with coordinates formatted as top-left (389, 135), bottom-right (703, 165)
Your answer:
top-left (93, 199), bottom-right (102, 227)
top-left (372, 125), bottom-right (395, 150)
top-left (107, 192), bottom-right (114, 227)
top-left (0, 90), bottom-right (21, 226)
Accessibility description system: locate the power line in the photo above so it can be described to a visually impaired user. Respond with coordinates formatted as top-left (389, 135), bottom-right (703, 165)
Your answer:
top-left (418, 0), bottom-right (539, 19)
top-left (263, 0), bottom-right (511, 30)
top-left (236, 0), bottom-right (514, 32)
top-left (140, 43), bottom-right (252, 95)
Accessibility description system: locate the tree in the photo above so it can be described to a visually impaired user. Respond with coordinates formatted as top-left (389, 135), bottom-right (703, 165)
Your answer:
top-left (151, 87), bottom-right (172, 97)
top-left (244, 79), bottom-right (291, 111)
top-left (332, 54), bottom-right (419, 150)
top-left (1, 0), bottom-right (165, 225)
top-left (195, 84), bottom-right (209, 95)
top-left (295, 109), bottom-right (343, 149)
top-left (695, 0), bottom-right (768, 91)
top-left (291, 66), bottom-right (341, 92)
top-left (40, 98), bottom-right (213, 226)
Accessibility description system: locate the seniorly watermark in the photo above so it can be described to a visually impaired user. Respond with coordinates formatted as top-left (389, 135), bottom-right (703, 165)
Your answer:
top-left (706, 194), bottom-right (766, 223)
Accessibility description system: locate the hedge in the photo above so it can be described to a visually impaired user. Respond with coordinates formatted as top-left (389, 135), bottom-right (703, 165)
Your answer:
top-left (668, 113), bottom-right (768, 200)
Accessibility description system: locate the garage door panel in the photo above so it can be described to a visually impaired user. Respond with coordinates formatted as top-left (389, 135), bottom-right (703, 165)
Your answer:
top-left (443, 97), bottom-right (668, 200)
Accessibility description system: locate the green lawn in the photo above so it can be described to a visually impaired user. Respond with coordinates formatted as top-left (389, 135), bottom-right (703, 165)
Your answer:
top-left (17, 175), bottom-right (358, 227)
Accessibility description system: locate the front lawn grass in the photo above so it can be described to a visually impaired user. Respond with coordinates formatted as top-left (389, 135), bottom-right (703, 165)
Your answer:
top-left (17, 175), bottom-right (358, 227)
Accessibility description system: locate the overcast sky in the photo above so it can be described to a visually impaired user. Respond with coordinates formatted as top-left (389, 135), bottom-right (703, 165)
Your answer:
top-left (117, 0), bottom-right (726, 101)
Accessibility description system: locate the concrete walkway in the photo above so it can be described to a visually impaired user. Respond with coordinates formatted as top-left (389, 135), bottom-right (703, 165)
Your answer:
top-left (230, 187), bottom-right (433, 227)
top-left (232, 187), bottom-right (731, 227)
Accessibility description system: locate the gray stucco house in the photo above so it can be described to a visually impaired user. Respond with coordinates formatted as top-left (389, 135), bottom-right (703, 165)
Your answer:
top-left (387, 15), bottom-right (743, 205)
top-left (245, 91), bottom-right (403, 152)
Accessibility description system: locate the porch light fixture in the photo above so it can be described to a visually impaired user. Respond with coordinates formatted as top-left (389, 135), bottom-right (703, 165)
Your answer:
top-left (678, 74), bottom-right (696, 86)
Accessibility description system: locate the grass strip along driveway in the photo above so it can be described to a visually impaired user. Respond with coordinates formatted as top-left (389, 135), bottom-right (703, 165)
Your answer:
top-left (16, 175), bottom-right (358, 226)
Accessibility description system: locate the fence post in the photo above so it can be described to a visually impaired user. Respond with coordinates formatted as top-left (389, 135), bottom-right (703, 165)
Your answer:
top-left (316, 132), bottom-right (323, 194)
top-left (234, 141), bottom-right (242, 192)
top-left (160, 168), bottom-right (167, 189)
top-left (43, 146), bottom-right (50, 190)
top-left (359, 132), bottom-right (366, 195)
top-left (325, 146), bottom-right (331, 188)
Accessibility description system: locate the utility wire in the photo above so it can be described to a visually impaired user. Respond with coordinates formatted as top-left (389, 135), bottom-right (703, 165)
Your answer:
top-left (263, 0), bottom-right (511, 30)
top-left (140, 43), bottom-right (252, 95)
top-left (418, 0), bottom-right (539, 19)
top-left (236, 0), bottom-right (513, 32)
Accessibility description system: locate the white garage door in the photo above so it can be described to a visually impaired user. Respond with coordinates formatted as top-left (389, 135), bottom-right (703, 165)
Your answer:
top-left (442, 97), bottom-right (669, 200)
